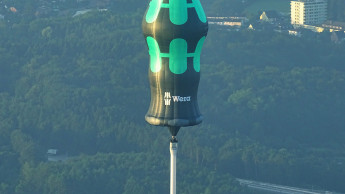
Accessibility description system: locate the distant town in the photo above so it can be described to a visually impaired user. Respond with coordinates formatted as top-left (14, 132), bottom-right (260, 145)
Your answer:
top-left (0, 0), bottom-right (344, 43)
top-left (209, 0), bottom-right (345, 43)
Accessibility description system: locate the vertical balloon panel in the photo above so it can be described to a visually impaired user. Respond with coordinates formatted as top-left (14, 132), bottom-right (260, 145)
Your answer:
top-left (142, 0), bottom-right (208, 128)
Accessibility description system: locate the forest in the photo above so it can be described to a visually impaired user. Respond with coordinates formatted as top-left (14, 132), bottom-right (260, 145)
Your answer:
top-left (0, 0), bottom-right (345, 194)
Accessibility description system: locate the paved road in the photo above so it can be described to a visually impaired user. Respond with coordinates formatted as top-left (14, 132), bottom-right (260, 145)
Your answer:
top-left (237, 179), bottom-right (342, 194)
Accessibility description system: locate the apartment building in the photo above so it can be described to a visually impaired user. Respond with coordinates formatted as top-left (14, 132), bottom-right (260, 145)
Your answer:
top-left (291, 0), bottom-right (327, 25)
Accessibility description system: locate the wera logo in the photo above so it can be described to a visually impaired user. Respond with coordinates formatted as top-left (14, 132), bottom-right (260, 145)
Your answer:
top-left (164, 92), bottom-right (191, 106)
top-left (164, 92), bottom-right (172, 106)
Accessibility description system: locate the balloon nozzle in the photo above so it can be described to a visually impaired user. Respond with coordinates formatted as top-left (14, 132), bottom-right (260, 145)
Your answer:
top-left (170, 136), bottom-right (178, 143)
top-left (168, 126), bottom-right (180, 137)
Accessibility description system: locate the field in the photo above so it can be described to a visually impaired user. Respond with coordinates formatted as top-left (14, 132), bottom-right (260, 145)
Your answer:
top-left (245, 0), bottom-right (290, 15)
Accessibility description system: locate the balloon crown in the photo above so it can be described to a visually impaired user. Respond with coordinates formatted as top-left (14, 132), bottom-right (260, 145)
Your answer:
top-left (146, 0), bottom-right (207, 25)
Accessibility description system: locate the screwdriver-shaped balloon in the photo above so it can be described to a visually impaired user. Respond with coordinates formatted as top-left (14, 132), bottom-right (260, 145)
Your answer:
top-left (143, 0), bottom-right (208, 133)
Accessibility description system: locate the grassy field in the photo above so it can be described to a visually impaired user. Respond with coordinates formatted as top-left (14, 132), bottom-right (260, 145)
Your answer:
top-left (245, 0), bottom-right (290, 15)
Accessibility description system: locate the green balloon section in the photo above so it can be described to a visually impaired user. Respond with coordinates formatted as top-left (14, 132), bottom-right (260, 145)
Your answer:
top-left (142, 0), bottom-right (208, 128)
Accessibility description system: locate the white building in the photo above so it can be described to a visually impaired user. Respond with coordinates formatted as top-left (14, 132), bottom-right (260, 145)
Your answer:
top-left (47, 149), bottom-right (69, 162)
top-left (291, 0), bottom-right (327, 25)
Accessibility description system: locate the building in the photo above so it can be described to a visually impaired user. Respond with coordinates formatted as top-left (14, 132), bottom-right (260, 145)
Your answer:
top-left (72, 9), bottom-right (91, 17)
top-left (298, 24), bottom-right (325, 32)
top-left (322, 21), bottom-right (345, 31)
top-left (47, 149), bottom-right (69, 162)
top-left (260, 11), bottom-right (281, 23)
top-left (291, 0), bottom-right (327, 25)
top-left (248, 24), bottom-right (255, 30)
top-left (288, 30), bottom-right (302, 37)
top-left (207, 17), bottom-right (248, 28)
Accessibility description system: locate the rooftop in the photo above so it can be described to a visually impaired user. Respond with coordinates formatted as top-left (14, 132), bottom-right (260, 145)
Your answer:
top-left (292, 0), bottom-right (326, 3)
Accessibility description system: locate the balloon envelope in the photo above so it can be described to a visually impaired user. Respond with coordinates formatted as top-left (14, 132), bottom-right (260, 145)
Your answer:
top-left (142, 0), bottom-right (208, 127)
top-left (10, 7), bottom-right (17, 13)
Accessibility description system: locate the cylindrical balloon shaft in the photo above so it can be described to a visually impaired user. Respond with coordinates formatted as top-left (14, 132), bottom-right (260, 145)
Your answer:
top-left (170, 140), bottom-right (178, 194)
top-left (142, 0), bottom-right (208, 128)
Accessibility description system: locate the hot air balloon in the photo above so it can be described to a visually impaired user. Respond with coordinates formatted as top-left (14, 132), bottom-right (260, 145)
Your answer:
top-left (10, 7), bottom-right (17, 13)
top-left (142, 0), bottom-right (208, 134)
top-left (142, 0), bottom-right (208, 193)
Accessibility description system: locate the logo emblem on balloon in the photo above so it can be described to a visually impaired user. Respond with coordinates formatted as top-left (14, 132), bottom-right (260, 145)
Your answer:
top-left (164, 92), bottom-right (172, 106)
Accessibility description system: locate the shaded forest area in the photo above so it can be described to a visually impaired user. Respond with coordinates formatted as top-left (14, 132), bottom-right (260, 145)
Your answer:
top-left (328, 0), bottom-right (345, 21)
top-left (1, 1), bottom-right (345, 194)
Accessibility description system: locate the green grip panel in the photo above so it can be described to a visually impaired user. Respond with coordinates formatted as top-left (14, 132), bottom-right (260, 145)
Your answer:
top-left (146, 0), bottom-right (163, 23)
top-left (147, 37), bottom-right (162, 73)
top-left (169, 0), bottom-right (188, 25)
top-left (192, 0), bottom-right (207, 23)
top-left (145, 0), bottom-right (207, 24)
top-left (169, 38), bottom-right (188, 74)
top-left (193, 36), bottom-right (206, 72)
top-left (146, 37), bottom-right (205, 74)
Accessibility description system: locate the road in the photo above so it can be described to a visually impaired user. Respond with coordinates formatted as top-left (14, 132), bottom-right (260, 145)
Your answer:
top-left (237, 179), bottom-right (342, 194)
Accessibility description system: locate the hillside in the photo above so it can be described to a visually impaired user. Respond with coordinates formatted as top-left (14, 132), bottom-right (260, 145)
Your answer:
top-left (1, 0), bottom-right (344, 21)
top-left (0, 1), bottom-right (345, 194)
